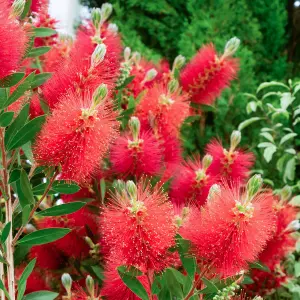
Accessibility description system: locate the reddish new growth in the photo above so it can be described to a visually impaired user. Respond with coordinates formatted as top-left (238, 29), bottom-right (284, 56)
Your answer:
top-left (181, 181), bottom-right (276, 277)
top-left (101, 181), bottom-right (176, 271)
top-left (136, 83), bottom-right (190, 137)
top-left (34, 90), bottom-right (119, 183)
top-left (169, 155), bottom-right (215, 208)
top-left (0, 0), bottom-right (27, 79)
top-left (180, 43), bottom-right (239, 105)
top-left (110, 117), bottom-right (162, 177)
top-left (206, 133), bottom-right (254, 182)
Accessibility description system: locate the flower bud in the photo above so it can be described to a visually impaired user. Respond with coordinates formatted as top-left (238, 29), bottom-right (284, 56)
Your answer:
top-left (286, 220), bottom-right (300, 232)
top-left (126, 180), bottom-right (137, 203)
top-left (86, 275), bottom-right (95, 297)
top-left (230, 130), bottom-right (241, 151)
top-left (131, 51), bottom-right (141, 65)
top-left (124, 47), bottom-right (131, 62)
top-left (11, 0), bottom-right (25, 17)
top-left (142, 68), bottom-right (157, 84)
top-left (246, 174), bottom-right (263, 200)
top-left (128, 116), bottom-right (141, 142)
top-left (168, 79), bottom-right (179, 94)
top-left (61, 273), bottom-right (72, 296)
top-left (107, 23), bottom-right (118, 35)
top-left (207, 184), bottom-right (221, 201)
top-left (85, 236), bottom-right (95, 248)
top-left (202, 154), bottom-right (213, 170)
top-left (173, 55), bottom-right (186, 70)
top-left (224, 37), bottom-right (240, 58)
top-left (92, 84), bottom-right (108, 107)
top-left (280, 185), bottom-right (292, 201)
top-left (91, 8), bottom-right (101, 30)
top-left (91, 44), bottom-right (107, 68)
top-left (100, 3), bottom-right (113, 24)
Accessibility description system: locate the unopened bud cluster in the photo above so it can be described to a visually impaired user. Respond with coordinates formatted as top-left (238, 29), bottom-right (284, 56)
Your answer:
top-left (213, 282), bottom-right (239, 300)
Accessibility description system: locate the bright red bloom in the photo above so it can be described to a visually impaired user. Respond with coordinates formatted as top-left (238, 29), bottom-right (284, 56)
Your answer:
top-left (206, 140), bottom-right (254, 182)
top-left (43, 23), bottom-right (121, 109)
top-left (30, 0), bottom-right (49, 13)
top-left (34, 92), bottom-right (119, 183)
top-left (110, 130), bottom-right (162, 178)
top-left (101, 181), bottom-right (176, 271)
top-left (180, 184), bottom-right (276, 277)
top-left (169, 157), bottom-right (215, 207)
top-left (180, 44), bottom-right (239, 105)
top-left (29, 243), bottom-right (65, 270)
top-left (0, 0), bottom-right (28, 79)
top-left (136, 83), bottom-right (190, 137)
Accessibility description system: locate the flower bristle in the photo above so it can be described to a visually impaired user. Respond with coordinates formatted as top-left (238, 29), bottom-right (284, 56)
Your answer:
top-left (34, 91), bottom-right (119, 183)
top-left (0, 0), bottom-right (28, 79)
top-left (180, 44), bottom-right (239, 105)
top-left (180, 183), bottom-right (276, 277)
top-left (100, 181), bottom-right (176, 271)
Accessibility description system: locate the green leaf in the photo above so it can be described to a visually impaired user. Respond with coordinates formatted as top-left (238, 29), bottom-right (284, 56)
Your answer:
top-left (178, 237), bottom-right (196, 278)
top-left (280, 93), bottom-right (294, 110)
top-left (19, 169), bottom-right (34, 207)
top-left (280, 133), bottom-right (297, 145)
top-left (258, 142), bottom-right (274, 148)
top-left (31, 73), bottom-right (52, 89)
top-left (242, 276), bottom-right (254, 285)
top-left (259, 132), bottom-right (274, 143)
top-left (117, 76), bottom-right (135, 90)
top-left (4, 72), bottom-right (35, 109)
top-left (17, 259), bottom-right (36, 300)
top-left (32, 182), bottom-right (55, 195)
top-left (284, 158), bottom-right (296, 182)
top-left (33, 27), bottom-right (57, 37)
top-left (23, 291), bottom-right (59, 300)
top-left (243, 93), bottom-right (257, 100)
top-left (117, 270), bottom-right (149, 300)
top-left (199, 277), bottom-right (218, 294)
top-left (0, 279), bottom-right (10, 300)
top-left (249, 261), bottom-right (270, 272)
top-left (290, 195), bottom-right (300, 207)
top-left (0, 73), bottom-right (24, 88)
top-left (36, 202), bottom-right (85, 217)
top-left (100, 178), bottom-right (106, 203)
top-left (52, 180), bottom-right (80, 194)
top-left (22, 142), bottom-right (34, 162)
top-left (22, 205), bottom-right (31, 226)
top-left (246, 101), bottom-right (257, 114)
top-left (238, 117), bottom-right (261, 131)
top-left (117, 266), bottom-right (143, 277)
top-left (257, 81), bottom-right (289, 93)
top-left (5, 103), bottom-right (29, 148)
top-left (0, 112), bottom-right (14, 127)
top-left (27, 47), bottom-right (51, 58)
top-left (0, 255), bottom-right (6, 264)
top-left (0, 88), bottom-right (8, 108)
top-left (167, 267), bottom-right (186, 285)
top-left (165, 268), bottom-right (183, 298)
top-left (263, 146), bottom-right (277, 163)
top-left (20, 0), bottom-right (32, 19)
top-left (7, 116), bottom-right (45, 150)
top-left (295, 262), bottom-right (300, 277)
top-left (1, 221), bottom-right (11, 244)
top-left (17, 228), bottom-right (71, 246)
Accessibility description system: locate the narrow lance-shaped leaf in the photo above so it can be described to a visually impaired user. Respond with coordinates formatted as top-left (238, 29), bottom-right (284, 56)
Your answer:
top-left (0, 73), bottom-right (24, 88)
top-left (36, 202), bottom-right (86, 217)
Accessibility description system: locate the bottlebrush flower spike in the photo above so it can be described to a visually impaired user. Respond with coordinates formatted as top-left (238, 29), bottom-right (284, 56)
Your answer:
top-left (34, 86), bottom-right (119, 183)
top-left (180, 37), bottom-right (239, 105)
top-left (136, 82), bottom-right (190, 137)
top-left (0, 0), bottom-right (27, 79)
top-left (169, 155), bottom-right (215, 207)
top-left (30, 0), bottom-right (49, 13)
top-left (110, 116), bottom-right (162, 177)
top-left (101, 180), bottom-right (176, 271)
top-left (180, 176), bottom-right (276, 277)
top-left (206, 131), bottom-right (254, 182)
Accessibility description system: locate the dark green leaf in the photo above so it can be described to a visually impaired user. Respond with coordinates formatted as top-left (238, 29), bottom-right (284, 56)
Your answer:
top-left (23, 291), bottom-right (59, 300)
top-left (0, 255), bottom-right (6, 264)
top-left (117, 270), bottom-right (149, 300)
top-left (165, 268), bottom-right (183, 298)
top-left (27, 47), bottom-right (51, 58)
top-left (33, 27), bottom-right (57, 37)
top-left (0, 73), bottom-right (24, 88)
top-left (1, 221), bottom-right (11, 244)
top-left (32, 182), bottom-right (55, 195)
top-left (242, 276), bottom-right (254, 285)
top-left (36, 202), bottom-right (85, 217)
top-left (4, 72), bottom-right (35, 109)
top-left (249, 261), bottom-right (270, 272)
top-left (8, 116), bottom-right (45, 150)
top-left (22, 205), bottom-right (31, 226)
top-left (117, 265), bottom-right (143, 277)
top-left (0, 112), bottom-right (14, 127)
top-left (117, 76), bottom-right (135, 90)
top-left (19, 169), bottom-right (34, 207)
top-left (0, 88), bottom-right (8, 108)
top-left (0, 279), bottom-right (10, 300)
top-left (167, 267), bottom-right (185, 285)
top-left (22, 142), bottom-right (34, 162)
top-left (199, 278), bottom-right (218, 294)
top-left (17, 259), bottom-right (36, 300)
top-left (52, 180), bottom-right (80, 194)
top-left (17, 228), bottom-right (71, 246)
top-left (31, 73), bottom-right (52, 89)
top-left (5, 103), bottom-right (29, 147)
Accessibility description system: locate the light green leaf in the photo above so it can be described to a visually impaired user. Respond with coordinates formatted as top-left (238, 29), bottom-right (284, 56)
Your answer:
top-left (284, 158), bottom-right (296, 182)
top-left (263, 146), bottom-right (277, 163)
top-left (258, 142), bottom-right (274, 148)
top-left (238, 117), bottom-right (261, 131)
top-left (262, 91), bottom-right (281, 100)
top-left (280, 133), bottom-right (297, 145)
top-left (33, 27), bottom-right (57, 37)
top-left (27, 47), bottom-right (51, 58)
top-left (295, 262), bottom-right (300, 277)
top-left (257, 81), bottom-right (289, 93)
top-left (246, 101), bottom-right (257, 114)
top-left (23, 291), bottom-right (59, 300)
top-left (260, 132), bottom-right (274, 143)
top-left (285, 148), bottom-right (296, 155)
top-left (31, 73), bottom-right (52, 89)
top-left (290, 196), bottom-right (300, 207)
top-left (280, 93), bottom-right (294, 110)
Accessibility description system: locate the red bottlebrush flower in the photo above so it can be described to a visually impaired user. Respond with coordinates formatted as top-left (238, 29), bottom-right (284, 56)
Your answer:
top-left (101, 258), bottom-right (151, 300)
top-left (34, 90), bottom-right (119, 183)
top-left (29, 94), bottom-right (44, 119)
top-left (30, 0), bottom-right (49, 13)
top-left (180, 182), bottom-right (276, 277)
top-left (110, 117), bottom-right (162, 177)
top-left (258, 204), bottom-right (297, 268)
top-left (206, 138), bottom-right (254, 182)
top-left (29, 244), bottom-right (65, 270)
top-left (169, 155), bottom-right (215, 207)
top-left (136, 83), bottom-right (190, 137)
top-left (180, 43), bottom-right (239, 105)
top-left (101, 181), bottom-right (176, 271)
top-left (0, 0), bottom-right (28, 79)
top-left (43, 23), bottom-right (121, 109)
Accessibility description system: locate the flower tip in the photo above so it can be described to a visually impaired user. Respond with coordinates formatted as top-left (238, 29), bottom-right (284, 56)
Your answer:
top-left (202, 154), bottom-right (213, 170)
top-left (101, 3), bottom-right (113, 23)
top-left (11, 0), bottom-right (25, 18)
top-left (61, 273), bottom-right (73, 295)
top-left (91, 43), bottom-right (107, 68)
top-left (92, 84), bottom-right (108, 107)
top-left (107, 23), bottom-right (118, 34)
top-left (91, 7), bottom-right (101, 29)
top-left (230, 130), bottom-right (241, 150)
top-left (173, 54), bottom-right (186, 70)
top-left (126, 180), bottom-right (137, 202)
top-left (224, 37), bottom-right (240, 58)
